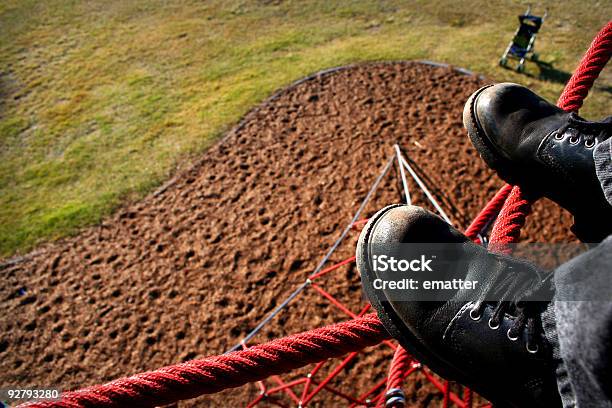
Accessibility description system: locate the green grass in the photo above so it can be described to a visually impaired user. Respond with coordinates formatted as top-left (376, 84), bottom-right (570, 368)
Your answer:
top-left (0, 0), bottom-right (610, 257)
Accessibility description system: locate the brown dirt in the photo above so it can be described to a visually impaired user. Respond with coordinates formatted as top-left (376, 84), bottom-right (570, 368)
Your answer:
top-left (0, 62), bottom-right (576, 407)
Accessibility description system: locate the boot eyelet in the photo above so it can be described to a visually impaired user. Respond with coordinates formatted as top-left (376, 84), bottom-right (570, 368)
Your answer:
top-left (569, 135), bottom-right (580, 145)
top-left (585, 139), bottom-right (595, 148)
top-left (526, 343), bottom-right (539, 354)
top-left (507, 328), bottom-right (519, 341)
top-left (469, 306), bottom-right (481, 321)
top-left (554, 132), bottom-right (564, 140)
top-left (488, 318), bottom-right (500, 330)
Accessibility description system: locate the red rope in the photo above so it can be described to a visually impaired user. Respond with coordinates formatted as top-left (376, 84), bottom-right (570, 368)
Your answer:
top-left (463, 387), bottom-right (473, 408)
top-left (488, 184), bottom-right (532, 252)
top-left (464, 184), bottom-right (513, 241)
top-left (380, 346), bottom-right (412, 408)
top-left (23, 314), bottom-right (389, 408)
top-left (387, 347), bottom-right (411, 395)
top-left (557, 22), bottom-right (612, 112)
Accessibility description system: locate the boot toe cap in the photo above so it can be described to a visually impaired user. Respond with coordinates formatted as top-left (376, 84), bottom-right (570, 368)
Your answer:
top-left (357, 205), bottom-right (463, 250)
top-left (356, 205), bottom-right (467, 278)
top-left (472, 82), bottom-right (528, 141)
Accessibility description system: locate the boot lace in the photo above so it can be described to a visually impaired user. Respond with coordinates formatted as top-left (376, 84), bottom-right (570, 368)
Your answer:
top-left (554, 113), bottom-right (612, 148)
top-left (469, 255), bottom-right (554, 353)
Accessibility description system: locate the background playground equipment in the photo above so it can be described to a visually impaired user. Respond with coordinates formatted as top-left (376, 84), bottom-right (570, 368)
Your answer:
top-left (14, 20), bottom-right (612, 408)
top-left (499, 6), bottom-right (548, 73)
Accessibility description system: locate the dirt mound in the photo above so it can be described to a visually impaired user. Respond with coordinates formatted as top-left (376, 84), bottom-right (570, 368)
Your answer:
top-left (0, 62), bottom-right (575, 407)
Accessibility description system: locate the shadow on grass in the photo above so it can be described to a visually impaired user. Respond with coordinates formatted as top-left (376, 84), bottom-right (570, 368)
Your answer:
top-left (0, 73), bottom-right (12, 117)
top-left (537, 61), bottom-right (612, 94)
top-left (504, 59), bottom-right (611, 95)
top-left (499, 59), bottom-right (572, 85)
top-left (536, 61), bottom-right (572, 84)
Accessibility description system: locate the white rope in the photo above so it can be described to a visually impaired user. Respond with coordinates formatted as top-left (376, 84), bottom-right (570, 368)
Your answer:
top-left (399, 155), bottom-right (452, 225)
top-left (394, 144), bottom-right (411, 205)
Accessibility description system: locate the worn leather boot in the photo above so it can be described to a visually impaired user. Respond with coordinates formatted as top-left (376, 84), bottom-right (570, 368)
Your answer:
top-left (357, 205), bottom-right (561, 408)
top-left (463, 82), bottom-right (612, 242)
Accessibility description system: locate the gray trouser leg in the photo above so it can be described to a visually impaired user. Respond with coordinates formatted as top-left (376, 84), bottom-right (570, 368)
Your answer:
top-left (543, 236), bottom-right (612, 408)
top-left (594, 138), bottom-right (612, 206)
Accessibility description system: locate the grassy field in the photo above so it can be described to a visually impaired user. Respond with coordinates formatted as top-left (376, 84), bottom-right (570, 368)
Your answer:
top-left (0, 0), bottom-right (610, 257)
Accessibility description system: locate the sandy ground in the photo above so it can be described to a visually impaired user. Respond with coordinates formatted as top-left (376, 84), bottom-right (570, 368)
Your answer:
top-left (0, 62), bottom-right (576, 407)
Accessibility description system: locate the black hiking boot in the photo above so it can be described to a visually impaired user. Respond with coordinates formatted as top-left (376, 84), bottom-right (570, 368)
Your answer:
top-left (357, 205), bottom-right (562, 408)
top-left (463, 82), bottom-right (612, 242)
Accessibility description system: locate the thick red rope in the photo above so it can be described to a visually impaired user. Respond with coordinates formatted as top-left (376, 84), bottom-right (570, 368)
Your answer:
top-left (23, 314), bottom-right (389, 408)
top-left (380, 346), bottom-right (412, 408)
top-left (557, 22), bottom-right (612, 113)
top-left (488, 185), bottom-right (532, 252)
top-left (386, 346), bottom-right (411, 395)
top-left (464, 184), bottom-right (513, 241)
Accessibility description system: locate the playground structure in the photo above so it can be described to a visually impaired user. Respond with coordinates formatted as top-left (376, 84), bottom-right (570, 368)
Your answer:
top-left (499, 6), bottom-right (547, 73)
top-left (15, 20), bottom-right (612, 408)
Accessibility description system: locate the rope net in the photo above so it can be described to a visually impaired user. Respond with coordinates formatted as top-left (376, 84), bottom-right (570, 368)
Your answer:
top-left (20, 20), bottom-right (612, 408)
